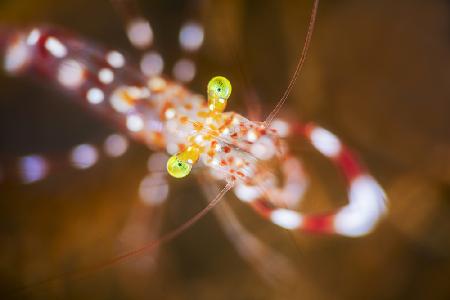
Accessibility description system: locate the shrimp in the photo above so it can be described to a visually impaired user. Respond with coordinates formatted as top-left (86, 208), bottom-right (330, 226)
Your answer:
top-left (0, 0), bottom-right (387, 294)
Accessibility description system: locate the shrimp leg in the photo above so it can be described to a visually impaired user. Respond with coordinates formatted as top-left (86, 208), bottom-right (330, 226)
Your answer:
top-left (197, 173), bottom-right (301, 288)
top-left (0, 134), bottom-right (129, 184)
top-left (234, 121), bottom-right (387, 237)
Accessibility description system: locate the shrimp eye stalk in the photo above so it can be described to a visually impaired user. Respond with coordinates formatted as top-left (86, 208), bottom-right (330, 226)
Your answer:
top-left (167, 155), bottom-right (192, 178)
top-left (166, 146), bottom-right (200, 178)
top-left (207, 76), bottom-right (232, 113)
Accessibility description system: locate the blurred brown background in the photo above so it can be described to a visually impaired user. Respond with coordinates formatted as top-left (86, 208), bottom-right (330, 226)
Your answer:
top-left (1, 0), bottom-right (450, 299)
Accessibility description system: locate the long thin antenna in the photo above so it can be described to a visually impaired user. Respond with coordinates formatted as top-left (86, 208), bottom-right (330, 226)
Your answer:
top-left (264, 0), bottom-right (319, 127)
top-left (11, 181), bottom-right (234, 296)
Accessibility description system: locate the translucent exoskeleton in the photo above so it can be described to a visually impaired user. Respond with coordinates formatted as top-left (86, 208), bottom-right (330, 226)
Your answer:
top-left (0, 0), bottom-right (389, 298)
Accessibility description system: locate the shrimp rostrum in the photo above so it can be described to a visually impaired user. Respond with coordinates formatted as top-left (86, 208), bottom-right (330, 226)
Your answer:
top-left (0, 0), bottom-right (387, 276)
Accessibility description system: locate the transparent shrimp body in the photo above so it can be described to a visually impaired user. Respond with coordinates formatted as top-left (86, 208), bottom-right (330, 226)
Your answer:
top-left (163, 75), bottom-right (386, 237)
top-left (165, 76), bottom-right (282, 183)
top-left (0, 0), bottom-right (386, 239)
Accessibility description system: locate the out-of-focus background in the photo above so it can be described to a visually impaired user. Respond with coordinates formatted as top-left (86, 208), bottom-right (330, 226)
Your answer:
top-left (1, 0), bottom-right (450, 299)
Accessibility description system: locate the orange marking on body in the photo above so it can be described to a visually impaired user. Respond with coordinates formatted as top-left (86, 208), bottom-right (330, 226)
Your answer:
top-left (223, 146), bottom-right (231, 153)
top-left (208, 124), bottom-right (217, 131)
top-left (197, 111), bottom-right (209, 118)
top-left (227, 156), bottom-right (234, 164)
top-left (218, 116), bottom-right (233, 131)
top-left (206, 130), bottom-right (220, 138)
top-left (304, 123), bottom-right (315, 138)
top-left (225, 116), bottom-right (233, 126)
top-left (220, 159), bottom-right (227, 166)
top-left (120, 90), bottom-right (137, 106)
top-left (179, 115), bottom-right (188, 124)
top-left (160, 101), bottom-right (174, 120)
top-left (193, 121), bottom-right (203, 131)
top-left (150, 132), bottom-right (165, 148)
top-left (239, 123), bottom-right (250, 132)
top-left (175, 87), bottom-right (185, 97)
top-left (184, 103), bottom-right (193, 110)
top-left (236, 171), bottom-right (245, 177)
top-left (212, 113), bottom-right (222, 122)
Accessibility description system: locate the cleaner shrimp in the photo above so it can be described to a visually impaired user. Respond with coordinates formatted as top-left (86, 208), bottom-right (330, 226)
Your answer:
top-left (0, 0), bottom-right (387, 296)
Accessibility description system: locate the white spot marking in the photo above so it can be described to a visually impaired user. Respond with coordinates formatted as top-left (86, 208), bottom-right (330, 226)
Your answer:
top-left (127, 18), bottom-right (153, 49)
top-left (270, 209), bottom-right (303, 230)
top-left (71, 144), bottom-right (98, 169)
top-left (110, 86), bottom-right (137, 113)
top-left (250, 136), bottom-right (276, 160)
top-left (247, 130), bottom-right (258, 142)
top-left (173, 58), bottom-right (196, 82)
top-left (140, 51), bottom-right (164, 76)
top-left (86, 87), bottom-right (104, 104)
top-left (334, 175), bottom-right (387, 237)
top-left (147, 76), bottom-right (167, 91)
top-left (4, 35), bottom-right (30, 73)
top-left (310, 127), bottom-right (342, 157)
top-left (270, 119), bottom-right (290, 138)
top-left (19, 155), bottom-right (48, 184)
top-left (194, 135), bottom-right (204, 144)
top-left (98, 68), bottom-right (114, 84)
top-left (104, 134), bottom-right (128, 157)
top-left (26, 29), bottom-right (41, 45)
top-left (106, 50), bottom-right (125, 68)
top-left (221, 128), bottom-right (230, 136)
top-left (166, 143), bottom-right (179, 155)
top-left (179, 22), bottom-right (204, 52)
top-left (234, 183), bottom-right (261, 203)
top-left (126, 114), bottom-right (144, 132)
top-left (45, 37), bottom-right (67, 58)
top-left (58, 59), bottom-right (85, 88)
top-left (164, 108), bottom-right (176, 119)
top-left (139, 173), bottom-right (169, 205)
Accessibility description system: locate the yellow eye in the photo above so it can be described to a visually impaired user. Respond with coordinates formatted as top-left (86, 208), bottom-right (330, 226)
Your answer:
top-left (207, 76), bottom-right (232, 100)
top-left (167, 155), bottom-right (192, 178)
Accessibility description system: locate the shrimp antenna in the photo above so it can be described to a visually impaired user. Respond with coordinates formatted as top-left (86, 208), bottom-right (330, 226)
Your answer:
top-left (10, 181), bottom-right (234, 296)
top-left (264, 0), bottom-right (319, 127)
